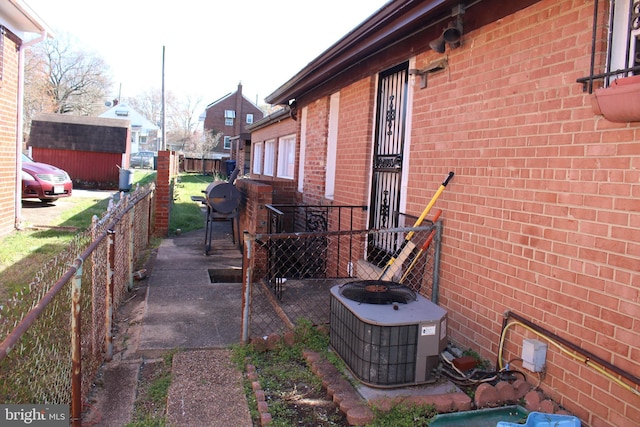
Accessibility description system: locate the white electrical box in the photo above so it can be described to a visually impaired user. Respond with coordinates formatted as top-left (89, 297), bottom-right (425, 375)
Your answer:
top-left (522, 338), bottom-right (547, 372)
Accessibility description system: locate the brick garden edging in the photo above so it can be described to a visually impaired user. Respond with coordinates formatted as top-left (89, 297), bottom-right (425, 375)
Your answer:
top-left (245, 332), bottom-right (576, 426)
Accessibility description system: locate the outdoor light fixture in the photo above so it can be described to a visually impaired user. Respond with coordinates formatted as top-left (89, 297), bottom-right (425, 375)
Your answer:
top-left (429, 4), bottom-right (465, 53)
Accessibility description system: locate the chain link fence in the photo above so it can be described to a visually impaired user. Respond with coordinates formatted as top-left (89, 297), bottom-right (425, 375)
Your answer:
top-left (244, 205), bottom-right (442, 340)
top-left (0, 184), bottom-right (155, 415)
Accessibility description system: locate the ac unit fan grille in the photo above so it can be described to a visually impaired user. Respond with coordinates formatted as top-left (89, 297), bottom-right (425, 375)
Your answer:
top-left (339, 280), bottom-right (417, 304)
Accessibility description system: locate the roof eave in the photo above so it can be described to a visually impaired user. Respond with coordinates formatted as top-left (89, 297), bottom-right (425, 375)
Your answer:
top-left (264, 0), bottom-right (452, 105)
top-left (1, 0), bottom-right (55, 40)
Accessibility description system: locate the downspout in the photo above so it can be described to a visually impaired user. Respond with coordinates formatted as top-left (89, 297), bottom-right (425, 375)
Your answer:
top-left (15, 29), bottom-right (47, 230)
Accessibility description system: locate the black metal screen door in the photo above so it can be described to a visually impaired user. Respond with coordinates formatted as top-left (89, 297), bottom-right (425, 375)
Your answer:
top-left (368, 62), bottom-right (409, 265)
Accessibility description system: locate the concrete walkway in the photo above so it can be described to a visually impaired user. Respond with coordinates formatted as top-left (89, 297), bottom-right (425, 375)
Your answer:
top-left (139, 225), bottom-right (244, 353)
top-left (84, 221), bottom-right (252, 426)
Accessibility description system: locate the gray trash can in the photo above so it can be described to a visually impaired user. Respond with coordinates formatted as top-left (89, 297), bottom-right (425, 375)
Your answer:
top-left (119, 168), bottom-right (134, 191)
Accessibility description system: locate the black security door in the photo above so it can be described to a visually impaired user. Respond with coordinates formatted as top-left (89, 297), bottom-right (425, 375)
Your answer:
top-left (368, 61), bottom-right (409, 265)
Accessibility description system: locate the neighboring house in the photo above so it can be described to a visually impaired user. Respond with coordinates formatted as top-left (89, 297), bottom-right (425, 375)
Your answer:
top-left (0, 1), bottom-right (52, 235)
top-left (203, 82), bottom-right (264, 174)
top-left (251, 1), bottom-right (640, 426)
top-left (29, 113), bottom-right (130, 189)
top-left (99, 102), bottom-right (159, 153)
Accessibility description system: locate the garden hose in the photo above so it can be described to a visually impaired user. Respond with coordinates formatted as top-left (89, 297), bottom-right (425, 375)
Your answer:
top-left (499, 320), bottom-right (640, 397)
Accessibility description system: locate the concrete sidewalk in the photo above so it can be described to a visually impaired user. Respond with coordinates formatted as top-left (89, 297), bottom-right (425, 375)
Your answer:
top-left (84, 221), bottom-right (252, 426)
top-left (138, 224), bottom-right (244, 354)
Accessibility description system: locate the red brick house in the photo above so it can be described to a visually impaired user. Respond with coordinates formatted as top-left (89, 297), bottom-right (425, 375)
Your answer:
top-left (250, 1), bottom-right (640, 426)
top-left (203, 83), bottom-right (264, 174)
top-left (0, 1), bottom-right (52, 235)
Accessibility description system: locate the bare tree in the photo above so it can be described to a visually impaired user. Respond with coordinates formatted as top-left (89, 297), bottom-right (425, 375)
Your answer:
top-left (126, 90), bottom-right (204, 151)
top-left (166, 94), bottom-right (204, 142)
top-left (187, 129), bottom-right (222, 174)
top-left (25, 32), bottom-right (112, 124)
top-left (125, 88), bottom-right (166, 129)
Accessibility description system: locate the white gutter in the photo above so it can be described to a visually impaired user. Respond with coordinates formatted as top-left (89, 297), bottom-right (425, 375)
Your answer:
top-left (15, 29), bottom-right (47, 229)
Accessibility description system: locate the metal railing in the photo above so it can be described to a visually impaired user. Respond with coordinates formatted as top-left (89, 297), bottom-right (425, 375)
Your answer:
top-left (242, 220), bottom-right (442, 341)
top-left (264, 204), bottom-right (367, 292)
top-left (0, 183), bottom-right (155, 426)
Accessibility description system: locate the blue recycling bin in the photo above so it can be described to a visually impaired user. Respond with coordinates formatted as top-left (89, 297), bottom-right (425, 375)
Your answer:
top-left (225, 160), bottom-right (236, 178)
top-left (497, 412), bottom-right (580, 427)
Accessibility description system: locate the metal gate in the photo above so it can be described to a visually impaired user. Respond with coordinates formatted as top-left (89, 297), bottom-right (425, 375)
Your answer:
top-left (368, 61), bottom-right (409, 266)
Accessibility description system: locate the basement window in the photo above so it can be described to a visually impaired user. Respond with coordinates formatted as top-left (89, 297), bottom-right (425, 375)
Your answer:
top-left (578, 0), bottom-right (640, 92)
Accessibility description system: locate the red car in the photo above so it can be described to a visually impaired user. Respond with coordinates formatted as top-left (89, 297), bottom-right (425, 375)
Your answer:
top-left (21, 153), bottom-right (73, 202)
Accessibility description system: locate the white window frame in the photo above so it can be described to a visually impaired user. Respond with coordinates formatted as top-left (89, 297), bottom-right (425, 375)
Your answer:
top-left (223, 136), bottom-right (231, 150)
top-left (325, 92), bottom-right (339, 200)
top-left (264, 139), bottom-right (275, 176)
top-left (246, 113), bottom-right (254, 124)
top-left (277, 134), bottom-right (296, 179)
top-left (224, 110), bottom-right (236, 118)
top-left (252, 142), bottom-right (263, 174)
top-left (608, 0), bottom-right (640, 84)
top-left (298, 107), bottom-right (307, 193)
top-left (225, 118), bottom-right (234, 126)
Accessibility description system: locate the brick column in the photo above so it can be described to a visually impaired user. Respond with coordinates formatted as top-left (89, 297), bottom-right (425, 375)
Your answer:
top-left (154, 151), bottom-right (172, 237)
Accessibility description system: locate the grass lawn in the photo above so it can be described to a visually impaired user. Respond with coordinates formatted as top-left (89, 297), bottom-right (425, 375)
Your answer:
top-left (0, 172), bottom-right (217, 301)
top-left (169, 173), bottom-right (214, 234)
top-left (0, 171), bottom-right (157, 301)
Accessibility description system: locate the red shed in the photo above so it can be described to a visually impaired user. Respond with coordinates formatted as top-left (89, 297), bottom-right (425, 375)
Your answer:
top-left (28, 114), bottom-right (131, 189)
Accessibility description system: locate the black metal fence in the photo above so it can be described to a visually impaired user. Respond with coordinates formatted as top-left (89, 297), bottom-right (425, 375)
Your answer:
top-left (243, 206), bottom-right (442, 340)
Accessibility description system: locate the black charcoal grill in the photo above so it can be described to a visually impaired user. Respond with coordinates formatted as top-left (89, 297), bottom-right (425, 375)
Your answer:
top-left (191, 169), bottom-right (241, 255)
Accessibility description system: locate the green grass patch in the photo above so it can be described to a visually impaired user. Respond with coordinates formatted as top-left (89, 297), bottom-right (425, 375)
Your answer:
top-left (169, 173), bottom-right (217, 235)
top-left (369, 402), bottom-right (437, 427)
top-left (126, 351), bottom-right (176, 427)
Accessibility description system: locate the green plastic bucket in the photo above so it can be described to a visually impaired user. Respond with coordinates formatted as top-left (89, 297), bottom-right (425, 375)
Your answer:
top-left (429, 405), bottom-right (528, 427)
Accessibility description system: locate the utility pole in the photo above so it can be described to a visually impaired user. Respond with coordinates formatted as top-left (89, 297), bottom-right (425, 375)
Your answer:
top-left (161, 46), bottom-right (166, 151)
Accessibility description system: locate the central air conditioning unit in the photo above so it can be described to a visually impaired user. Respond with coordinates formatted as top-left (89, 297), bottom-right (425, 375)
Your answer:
top-left (329, 281), bottom-right (447, 388)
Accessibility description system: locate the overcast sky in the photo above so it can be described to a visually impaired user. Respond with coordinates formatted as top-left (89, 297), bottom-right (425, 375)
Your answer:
top-left (24, 0), bottom-right (390, 106)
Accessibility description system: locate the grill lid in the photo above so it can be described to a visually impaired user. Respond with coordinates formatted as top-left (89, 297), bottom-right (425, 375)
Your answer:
top-left (339, 280), bottom-right (416, 304)
top-left (205, 181), bottom-right (241, 214)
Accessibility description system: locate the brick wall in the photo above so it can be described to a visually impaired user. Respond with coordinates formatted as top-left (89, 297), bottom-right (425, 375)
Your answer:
top-left (295, 1), bottom-right (640, 425)
top-left (332, 77), bottom-right (376, 230)
top-left (154, 150), bottom-right (180, 237)
top-left (299, 98), bottom-right (330, 206)
top-left (0, 33), bottom-right (20, 236)
top-left (392, 3), bottom-right (639, 425)
top-left (235, 179), bottom-right (273, 280)
top-left (413, 2), bottom-right (638, 425)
